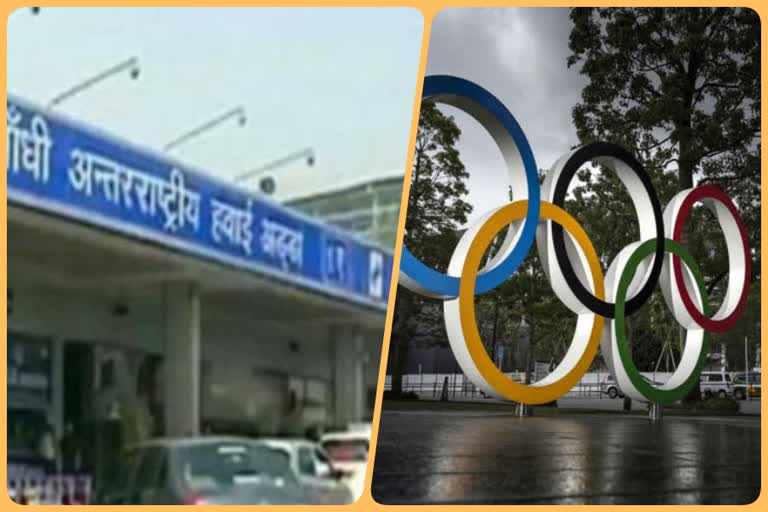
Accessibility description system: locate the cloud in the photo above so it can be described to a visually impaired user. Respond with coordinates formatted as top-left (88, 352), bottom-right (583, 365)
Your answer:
top-left (425, 8), bottom-right (588, 225)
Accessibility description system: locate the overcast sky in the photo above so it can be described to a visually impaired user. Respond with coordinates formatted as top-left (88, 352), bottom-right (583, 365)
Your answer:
top-left (7, 7), bottom-right (422, 200)
top-left (427, 8), bottom-right (587, 226)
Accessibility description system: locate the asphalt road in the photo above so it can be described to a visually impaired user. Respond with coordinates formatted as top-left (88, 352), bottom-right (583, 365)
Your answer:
top-left (371, 409), bottom-right (761, 505)
top-left (559, 397), bottom-right (761, 415)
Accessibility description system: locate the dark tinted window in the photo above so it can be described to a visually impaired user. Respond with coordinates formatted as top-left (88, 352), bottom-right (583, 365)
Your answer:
top-left (297, 447), bottom-right (315, 476)
top-left (315, 448), bottom-right (331, 466)
top-left (176, 442), bottom-right (296, 494)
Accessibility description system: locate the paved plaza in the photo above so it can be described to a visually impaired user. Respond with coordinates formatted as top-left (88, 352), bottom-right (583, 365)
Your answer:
top-left (371, 407), bottom-right (761, 505)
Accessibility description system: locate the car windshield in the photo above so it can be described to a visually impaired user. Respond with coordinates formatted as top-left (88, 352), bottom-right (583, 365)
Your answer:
top-left (177, 441), bottom-right (296, 494)
top-left (321, 439), bottom-right (368, 463)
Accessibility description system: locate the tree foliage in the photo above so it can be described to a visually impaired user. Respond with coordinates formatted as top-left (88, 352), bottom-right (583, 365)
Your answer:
top-left (568, 8), bottom-right (759, 188)
top-left (567, 7), bottom-right (761, 398)
top-left (388, 103), bottom-right (472, 395)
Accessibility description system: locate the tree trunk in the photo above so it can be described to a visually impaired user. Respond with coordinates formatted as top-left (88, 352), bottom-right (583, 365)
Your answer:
top-left (524, 346), bottom-right (533, 385)
top-left (623, 316), bottom-right (634, 411)
top-left (389, 292), bottom-right (416, 397)
top-left (681, 325), bottom-right (702, 402)
top-left (490, 299), bottom-right (500, 367)
top-left (675, 59), bottom-right (703, 403)
top-left (524, 316), bottom-right (535, 384)
top-left (389, 333), bottom-right (404, 397)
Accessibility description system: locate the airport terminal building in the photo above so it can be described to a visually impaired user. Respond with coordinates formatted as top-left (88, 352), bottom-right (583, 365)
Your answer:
top-left (286, 170), bottom-right (404, 250)
top-left (6, 96), bottom-right (393, 480)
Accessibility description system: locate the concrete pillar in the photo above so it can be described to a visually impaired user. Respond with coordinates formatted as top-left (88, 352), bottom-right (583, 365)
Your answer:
top-left (331, 328), bottom-right (365, 428)
top-left (51, 337), bottom-right (64, 471)
top-left (649, 402), bottom-right (663, 421)
top-left (163, 282), bottom-right (201, 437)
top-left (514, 402), bottom-right (532, 417)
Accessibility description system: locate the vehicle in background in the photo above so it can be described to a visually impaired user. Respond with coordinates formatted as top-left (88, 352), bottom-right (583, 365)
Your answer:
top-left (320, 429), bottom-right (370, 501)
top-left (600, 375), bottom-right (663, 399)
top-left (732, 372), bottom-right (761, 400)
top-left (346, 422), bottom-right (372, 435)
top-left (255, 438), bottom-right (354, 504)
top-left (94, 436), bottom-right (309, 505)
top-left (700, 371), bottom-right (733, 398)
top-left (601, 375), bottom-right (624, 399)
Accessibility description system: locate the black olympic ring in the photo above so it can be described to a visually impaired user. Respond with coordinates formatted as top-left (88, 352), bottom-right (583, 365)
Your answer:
top-left (550, 142), bottom-right (665, 318)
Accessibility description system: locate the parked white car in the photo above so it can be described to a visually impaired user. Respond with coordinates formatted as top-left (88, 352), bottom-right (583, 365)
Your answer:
top-left (255, 438), bottom-right (354, 505)
top-left (600, 374), bottom-right (663, 399)
top-left (319, 429), bottom-right (369, 502)
top-left (700, 371), bottom-right (733, 398)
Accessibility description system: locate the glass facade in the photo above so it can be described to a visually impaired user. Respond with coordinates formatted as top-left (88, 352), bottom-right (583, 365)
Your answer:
top-left (286, 174), bottom-right (404, 249)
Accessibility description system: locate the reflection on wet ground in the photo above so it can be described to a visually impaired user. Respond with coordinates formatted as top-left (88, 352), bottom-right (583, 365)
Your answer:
top-left (371, 410), bottom-right (760, 504)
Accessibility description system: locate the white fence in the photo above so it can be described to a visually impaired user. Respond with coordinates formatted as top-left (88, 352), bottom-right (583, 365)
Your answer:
top-left (384, 371), bottom-right (674, 400)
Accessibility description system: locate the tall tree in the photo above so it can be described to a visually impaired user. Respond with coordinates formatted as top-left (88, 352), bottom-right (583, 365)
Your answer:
top-left (568, 7), bottom-right (759, 191)
top-left (567, 7), bottom-right (760, 400)
top-left (388, 103), bottom-right (472, 396)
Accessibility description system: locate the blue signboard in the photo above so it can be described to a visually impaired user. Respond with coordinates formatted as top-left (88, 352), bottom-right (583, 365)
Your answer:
top-left (6, 96), bottom-right (393, 311)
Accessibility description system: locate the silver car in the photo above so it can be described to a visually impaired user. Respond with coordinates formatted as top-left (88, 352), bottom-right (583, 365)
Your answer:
top-left (255, 438), bottom-right (355, 505)
top-left (601, 374), bottom-right (662, 399)
top-left (601, 375), bottom-right (624, 399)
top-left (94, 436), bottom-right (308, 505)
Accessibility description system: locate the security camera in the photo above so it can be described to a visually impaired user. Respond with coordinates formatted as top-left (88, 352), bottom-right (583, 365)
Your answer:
top-left (31, 7), bottom-right (41, 15)
top-left (112, 302), bottom-right (130, 317)
top-left (238, 115), bottom-right (247, 126)
top-left (260, 176), bottom-right (276, 195)
top-left (130, 68), bottom-right (140, 80)
top-left (306, 155), bottom-right (315, 167)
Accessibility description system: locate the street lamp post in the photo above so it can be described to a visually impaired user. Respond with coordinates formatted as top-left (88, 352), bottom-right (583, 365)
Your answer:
top-left (48, 57), bottom-right (140, 108)
top-left (745, 336), bottom-right (750, 401)
top-left (163, 107), bottom-right (247, 152)
top-left (234, 147), bottom-right (315, 195)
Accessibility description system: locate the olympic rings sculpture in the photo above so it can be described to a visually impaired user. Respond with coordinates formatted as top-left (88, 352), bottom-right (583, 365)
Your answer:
top-left (400, 75), bottom-right (752, 405)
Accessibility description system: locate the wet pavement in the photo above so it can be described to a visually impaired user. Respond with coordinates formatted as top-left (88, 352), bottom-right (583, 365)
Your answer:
top-left (371, 409), bottom-right (761, 505)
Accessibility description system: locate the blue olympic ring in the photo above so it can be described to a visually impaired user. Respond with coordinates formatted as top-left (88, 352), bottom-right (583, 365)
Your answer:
top-left (400, 75), bottom-right (541, 297)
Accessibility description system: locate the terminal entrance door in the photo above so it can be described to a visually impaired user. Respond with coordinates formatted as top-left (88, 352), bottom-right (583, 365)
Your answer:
top-left (63, 343), bottom-right (163, 486)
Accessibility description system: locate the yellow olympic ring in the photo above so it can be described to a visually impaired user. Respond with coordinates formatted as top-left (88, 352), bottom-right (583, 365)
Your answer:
top-left (457, 201), bottom-right (605, 404)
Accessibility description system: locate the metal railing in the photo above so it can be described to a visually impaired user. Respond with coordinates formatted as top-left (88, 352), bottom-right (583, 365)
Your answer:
top-left (384, 373), bottom-right (608, 400)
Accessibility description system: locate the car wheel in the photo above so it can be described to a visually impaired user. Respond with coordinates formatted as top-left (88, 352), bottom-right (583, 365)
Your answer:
top-left (704, 390), bottom-right (713, 399)
top-left (718, 390), bottom-right (728, 398)
top-left (608, 387), bottom-right (618, 399)
top-left (735, 389), bottom-right (745, 400)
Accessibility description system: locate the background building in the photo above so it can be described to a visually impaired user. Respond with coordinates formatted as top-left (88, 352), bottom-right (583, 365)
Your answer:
top-left (285, 170), bottom-right (405, 249)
